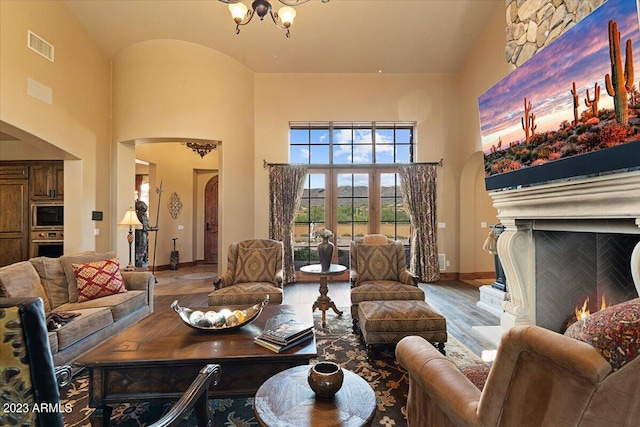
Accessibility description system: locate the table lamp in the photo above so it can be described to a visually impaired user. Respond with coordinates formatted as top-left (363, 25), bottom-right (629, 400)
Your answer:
top-left (118, 207), bottom-right (142, 271)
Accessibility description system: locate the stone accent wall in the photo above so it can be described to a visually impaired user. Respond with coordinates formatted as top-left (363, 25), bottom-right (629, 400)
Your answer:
top-left (505, 0), bottom-right (606, 70)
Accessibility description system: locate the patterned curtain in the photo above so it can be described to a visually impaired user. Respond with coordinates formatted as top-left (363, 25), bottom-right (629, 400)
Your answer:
top-left (268, 164), bottom-right (308, 284)
top-left (399, 164), bottom-right (439, 282)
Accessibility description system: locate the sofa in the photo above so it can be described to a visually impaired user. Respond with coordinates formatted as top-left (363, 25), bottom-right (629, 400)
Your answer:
top-left (0, 251), bottom-right (154, 384)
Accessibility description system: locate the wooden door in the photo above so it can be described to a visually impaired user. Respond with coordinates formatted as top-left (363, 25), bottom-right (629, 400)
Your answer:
top-left (204, 175), bottom-right (218, 264)
top-left (0, 179), bottom-right (29, 267)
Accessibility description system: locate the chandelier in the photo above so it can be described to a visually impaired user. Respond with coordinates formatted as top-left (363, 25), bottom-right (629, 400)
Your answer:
top-left (182, 141), bottom-right (220, 158)
top-left (218, 0), bottom-right (327, 38)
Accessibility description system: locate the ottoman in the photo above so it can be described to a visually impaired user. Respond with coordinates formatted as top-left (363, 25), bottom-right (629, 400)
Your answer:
top-left (358, 300), bottom-right (447, 357)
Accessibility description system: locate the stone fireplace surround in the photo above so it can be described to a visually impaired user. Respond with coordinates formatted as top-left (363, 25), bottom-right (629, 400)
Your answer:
top-left (489, 170), bottom-right (640, 334)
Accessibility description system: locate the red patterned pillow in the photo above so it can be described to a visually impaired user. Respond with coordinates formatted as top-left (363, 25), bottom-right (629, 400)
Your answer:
top-left (460, 364), bottom-right (491, 391)
top-left (564, 298), bottom-right (640, 370)
top-left (72, 258), bottom-right (127, 302)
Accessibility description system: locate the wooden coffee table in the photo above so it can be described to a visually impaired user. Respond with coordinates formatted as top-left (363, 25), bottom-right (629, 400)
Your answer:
top-left (254, 364), bottom-right (376, 427)
top-left (77, 304), bottom-right (317, 427)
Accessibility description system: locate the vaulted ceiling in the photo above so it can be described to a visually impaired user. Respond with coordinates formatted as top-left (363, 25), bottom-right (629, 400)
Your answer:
top-left (65, 0), bottom-right (501, 73)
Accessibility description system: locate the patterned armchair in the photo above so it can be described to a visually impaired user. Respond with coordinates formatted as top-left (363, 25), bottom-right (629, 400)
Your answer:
top-left (0, 297), bottom-right (221, 427)
top-left (350, 235), bottom-right (424, 330)
top-left (208, 239), bottom-right (284, 306)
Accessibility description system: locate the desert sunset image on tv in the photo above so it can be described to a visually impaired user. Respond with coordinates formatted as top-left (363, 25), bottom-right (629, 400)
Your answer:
top-left (479, 0), bottom-right (640, 190)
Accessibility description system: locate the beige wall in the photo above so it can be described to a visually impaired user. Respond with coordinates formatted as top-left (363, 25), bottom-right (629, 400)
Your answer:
top-left (111, 39), bottom-right (254, 269)
top-left (254, 73), bottom-right (461, 272)
top-left (457, 4), bottom-right (508, 275)
top-left (0, 0), bottom-right (111, 255)
top-left (0, 0), bottom-right (511, 277)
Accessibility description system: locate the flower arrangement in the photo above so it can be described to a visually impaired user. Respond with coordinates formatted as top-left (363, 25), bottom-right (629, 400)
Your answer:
top-left (312, 225), bottom-right (333, 240)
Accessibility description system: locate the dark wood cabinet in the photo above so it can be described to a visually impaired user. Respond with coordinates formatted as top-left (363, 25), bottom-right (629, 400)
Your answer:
top-left (30, 162), bottom-right (64, 200)
top-left (0, 173), bottom-right (29, 267)
top-left (0, 161), bottom-right (64, 267)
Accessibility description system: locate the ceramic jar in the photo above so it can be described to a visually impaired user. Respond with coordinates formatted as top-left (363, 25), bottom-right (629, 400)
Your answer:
top-left (308, 361), bottom-right (344, 398)
top-left (317, 236), bottom-right (334, 271)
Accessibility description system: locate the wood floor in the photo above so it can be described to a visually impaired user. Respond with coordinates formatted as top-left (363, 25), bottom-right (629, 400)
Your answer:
top-left (153, 264), bottom-right (500, 357)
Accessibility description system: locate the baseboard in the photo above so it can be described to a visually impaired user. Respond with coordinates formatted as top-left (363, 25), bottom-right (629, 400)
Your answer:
top-left (153, 260), bottom-right (199, 271)
top-left (458, 272), bottom-right (495, 280)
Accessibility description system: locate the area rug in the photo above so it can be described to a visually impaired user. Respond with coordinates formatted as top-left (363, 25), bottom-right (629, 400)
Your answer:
top-left (61, 310), bottom-right (486, 427)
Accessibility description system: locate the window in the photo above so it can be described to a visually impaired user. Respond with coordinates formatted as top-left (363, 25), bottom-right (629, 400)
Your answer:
top-left (290, 122), bottom-right (413, 165)
top-left (291, 122), bottom-right (415, 269)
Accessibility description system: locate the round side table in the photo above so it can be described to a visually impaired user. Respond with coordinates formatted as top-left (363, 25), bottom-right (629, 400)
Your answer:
top-left (299, 264), bottom-right (347, 327)
top-left (254, 364), bottom-right (376, 427)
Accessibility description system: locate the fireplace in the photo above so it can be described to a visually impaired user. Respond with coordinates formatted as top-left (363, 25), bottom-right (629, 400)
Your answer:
top-left (489, 170), bottom-right (640, 334)
top-left (535, 229), bottom-right (639, 332)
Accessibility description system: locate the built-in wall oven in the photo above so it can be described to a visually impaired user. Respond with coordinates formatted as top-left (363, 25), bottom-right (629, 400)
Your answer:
top-left (32, 202), bottom-right (64, 229)
top-left (30, 202), bottom-right (64, 258)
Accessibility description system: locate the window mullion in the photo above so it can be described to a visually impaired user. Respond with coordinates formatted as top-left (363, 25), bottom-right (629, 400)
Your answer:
top-left (370, 170), bottom-right (378, 235)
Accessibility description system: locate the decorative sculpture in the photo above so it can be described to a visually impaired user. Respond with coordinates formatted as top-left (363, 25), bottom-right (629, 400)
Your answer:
top-left (134, 200), bottom-right (158, 269)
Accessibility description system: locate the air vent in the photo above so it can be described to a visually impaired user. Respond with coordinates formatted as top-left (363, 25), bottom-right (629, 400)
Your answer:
top-left (438, 253), bottom-right (446, 271)
top-left (27, 30), bottom-right (54, 62)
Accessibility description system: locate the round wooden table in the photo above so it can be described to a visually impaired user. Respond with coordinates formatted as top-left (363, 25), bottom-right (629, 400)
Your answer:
top-left (254, 365), bottom-right (376, 427)
top-left (299, 264), bottom-right (347, 327)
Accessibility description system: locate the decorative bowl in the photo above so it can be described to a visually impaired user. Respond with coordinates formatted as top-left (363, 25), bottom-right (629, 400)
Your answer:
top-left (171, 295), bottom-right (268, 332)
top-left (308, 361), bottom-right (344, 398)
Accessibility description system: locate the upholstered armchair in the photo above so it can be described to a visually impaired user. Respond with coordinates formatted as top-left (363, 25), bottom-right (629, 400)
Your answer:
top-left (396, 325), bottom-right (640, 427)
top-left (208, 239), bottom-right (284, 306)
top-left (349, 235), bottom-right (424, 329)
top-left (0, 297), bottom-right (221, 427)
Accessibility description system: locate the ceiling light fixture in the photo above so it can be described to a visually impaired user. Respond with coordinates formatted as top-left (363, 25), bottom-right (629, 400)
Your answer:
top-left (218, 0), bottom-right (328, 38)
top-left (182, 141), bottom-right (221, 158)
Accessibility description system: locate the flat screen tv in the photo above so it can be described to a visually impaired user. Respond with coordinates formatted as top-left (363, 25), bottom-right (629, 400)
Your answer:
top-left (480, 0), bottom-right (640, 191)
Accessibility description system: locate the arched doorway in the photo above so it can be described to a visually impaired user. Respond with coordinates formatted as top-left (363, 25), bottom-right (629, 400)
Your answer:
top-left (204, 175), bottom-right (218, 264)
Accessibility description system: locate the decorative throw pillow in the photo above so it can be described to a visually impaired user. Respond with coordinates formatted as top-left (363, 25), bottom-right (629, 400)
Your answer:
top-left (72, 258), bottom-right (127, 302)
top-left (564, 298), bottom-right (640, 370)
top-left (356, 244), bottom-right (399, 282)
top-left (234, 247), bottom-right (277, 284)
top-left (60, 251), bottom-right (117, 302)
top-left (0, 261), bottom-right (52, 311)
top-left (30, 256), bottom-right (69, 309)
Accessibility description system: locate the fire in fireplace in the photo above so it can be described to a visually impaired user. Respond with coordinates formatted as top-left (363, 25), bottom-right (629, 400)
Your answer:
top-left (575, 295), bottom-right (609, 322)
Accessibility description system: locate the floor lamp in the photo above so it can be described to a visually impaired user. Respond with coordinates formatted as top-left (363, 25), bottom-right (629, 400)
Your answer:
top-left (118, 207), bottom-right (142, 271)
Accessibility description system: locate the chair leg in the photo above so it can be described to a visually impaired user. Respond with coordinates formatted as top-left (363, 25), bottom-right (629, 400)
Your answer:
top-left (366, 343), bottom-right (375, 361)
top-left (195, 391), bottom-right (213, 427)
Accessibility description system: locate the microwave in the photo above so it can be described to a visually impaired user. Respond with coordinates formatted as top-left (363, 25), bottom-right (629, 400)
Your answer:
top-left (32, 203), bottom-right (64, 229)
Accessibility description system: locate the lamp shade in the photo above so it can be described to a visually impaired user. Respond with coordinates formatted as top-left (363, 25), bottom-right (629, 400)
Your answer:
top-left (228, 2), bottom-right (248, 23)
top-left (118, 207), bottom-right (142, 228)
top-left (278, 6), bottom-right (296, 27)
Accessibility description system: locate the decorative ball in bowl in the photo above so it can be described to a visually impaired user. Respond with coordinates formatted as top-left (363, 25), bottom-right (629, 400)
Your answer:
top-left (171, 295), bottom-right (268, 332)
top-left (307, 361), bottom-right (344, 398)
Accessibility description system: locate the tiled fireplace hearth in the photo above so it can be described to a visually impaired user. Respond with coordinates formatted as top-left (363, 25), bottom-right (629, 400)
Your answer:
top-left (489, 170), bottom-right (640, 334)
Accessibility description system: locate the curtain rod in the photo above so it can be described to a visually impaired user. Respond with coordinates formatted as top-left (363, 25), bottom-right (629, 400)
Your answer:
top-left (263, 159), bottom-right (443, 169)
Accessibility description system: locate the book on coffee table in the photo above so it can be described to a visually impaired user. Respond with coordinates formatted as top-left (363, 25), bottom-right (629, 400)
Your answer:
top-left (259, 313), bottom-right (314, 345)
top-left (254, 329), bottom-right (314, 353)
